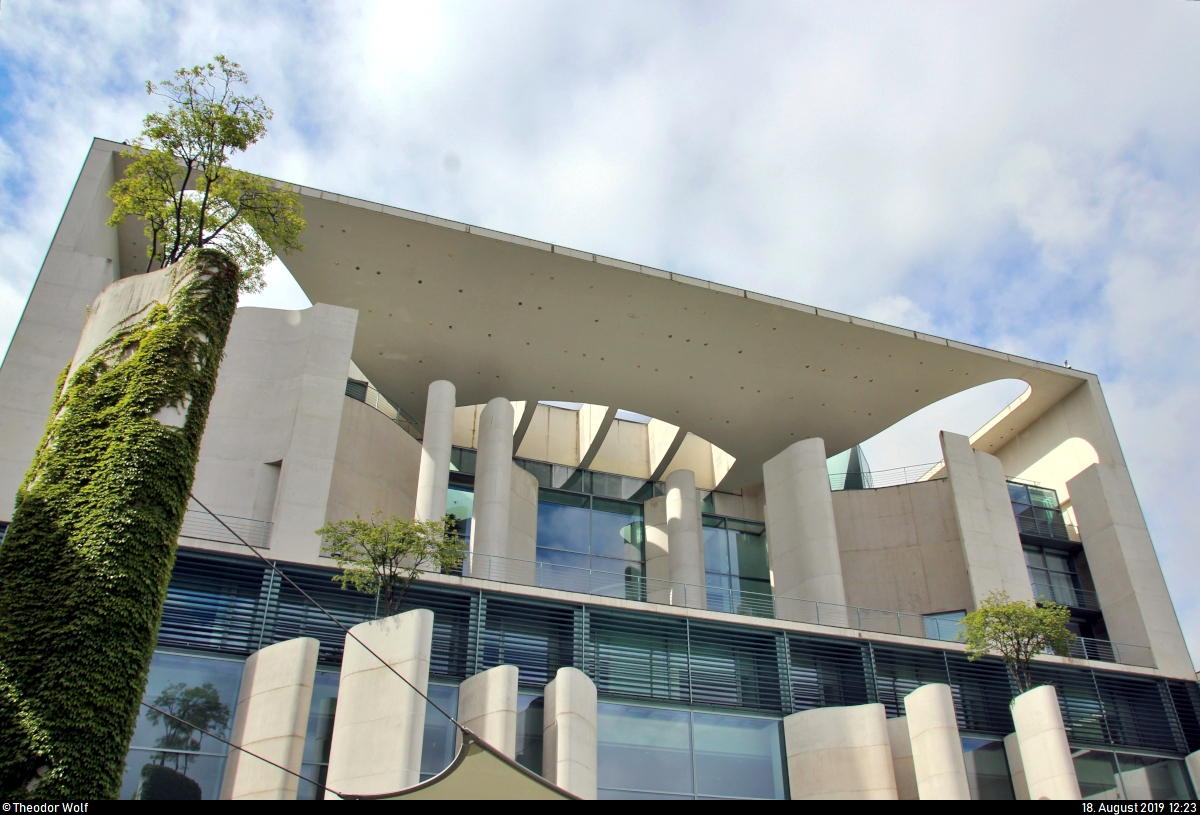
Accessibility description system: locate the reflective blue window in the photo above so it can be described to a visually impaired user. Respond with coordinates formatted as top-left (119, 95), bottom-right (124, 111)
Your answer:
top-left (515, 694), bottom-right (544, 774)
top-left (121, 652), bottom-right (244, 800)
top-left (536, 490), bottom-right (645, 600)
top-left (702, 515), bottom-right (771, 617)
top-left (961, 737), bottom-right (1014, 799)
top-left (420, 684), bottom-right (461, 781)
top-left (924, 610), bottom-right (966, 641)
top-left (597, 702), bottom-right (785, 799)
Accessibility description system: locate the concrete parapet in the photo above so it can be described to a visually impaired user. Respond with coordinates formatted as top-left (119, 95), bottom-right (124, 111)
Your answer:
top-left (783, 703), bottom-right (898, 799)
top-left (415, 380), bottom-right (456, 522)
top-left (1011, 685), bottom-right (1080, 800)
top-left (457, 664), bottom-right (519, 759)
top-left (763, 438), bottom-right (847, 611)
top-left (904, 683), bottom-right (970, 799)
top-left (886, 716), bottom-right (919, 800)
top-left (542, 667), bottom-right (598, 800)
top-left (221, 637), bottom-right (319, 799)
top-left (324, 609), bottom-right (434, 797)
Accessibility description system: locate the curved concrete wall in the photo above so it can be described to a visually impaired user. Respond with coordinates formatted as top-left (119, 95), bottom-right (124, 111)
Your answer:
top-left (1010, 685), bottom-right (1080, 800)
top-left (904, 683), bottom-right (970, 799)
top-left (325, 396), bottom-right (421, 524)
top-left (783, 703), bottom-right (898, 800)
top-left (415, 380), bottom-right (455, 522)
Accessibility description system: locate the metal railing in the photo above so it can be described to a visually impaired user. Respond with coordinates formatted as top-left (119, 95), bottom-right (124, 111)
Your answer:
top-left (1032, 581), bottom-right (1101, 612)
top-left (829, 461), bottom-right (945, 491)
top-left (457, 551), bottom-right (1153, 668)
top-left (346, 379), bottom-right (422, 441)
top-left (1015, 512), bottom-right (1081, 542)
top-left (178, 508), bottom-right (272, 549)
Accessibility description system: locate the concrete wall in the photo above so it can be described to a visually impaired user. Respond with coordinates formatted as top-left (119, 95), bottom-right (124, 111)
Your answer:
top-left (941, 432), bottom-right (1033, 608)
top-left (833, 479), bottom-right (973, 616)
top-left (1069, 464), bottom-right (1194, 678)
top-left (589, 418), bottom-right (650, 479)
top-left (783, 703), bottom-right (898, 799)
top-left (709, 483), bottom-right (766, 522)
top-left (886, 716), bottom-right (919, 800)
top-left (1010, 685), bottom-right (1080, 800)
top-left (221, 637), bottom-right (319, 800)
top-left (456, 664), bottom-right (519, 759)
top-left (904, 683), bottom-right (970, 799)
top-left (0, 141), bottom-right (121, 520)
top-left (325, 396), bottom-right (422, 524)
top-left (189, 305), bottom-right (357, 564)
top-left (542, 667), bottom-right (598, 800)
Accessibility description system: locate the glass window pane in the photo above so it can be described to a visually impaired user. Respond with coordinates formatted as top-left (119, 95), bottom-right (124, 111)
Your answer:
top-left (1044, 552), bottom-right (1072, 574)
top-left (1115, 754), bottom-right (1195, 800)
top-left (692, 714), bottom-right (785, 799)
top-left (420, 684), bottom-right (460, 781)
top-left (1074, 750), bottom-right (1123, 800)
top-left (703, 525), bottom-right (730, 575)
top-left (734, 531), bottom-right (770, 582)
top-left (303, 671), bottom-right (340, 764)
top-left (121, 748), bottom-right (226, 799)
top-left (591, 498), bottom-right (644, 562)
top-left (1028, 487), bottom-right (1061, 510)
top-left (537, 499), bottom-right (591, 553)
top-left (1008, 482), bottom-right (1030, 505)
top-left (536, 548), bottom-right (591, 593)
top-left (961, 738), bottom-right (1014, 800)
top-left (1024, 548), bottom-right (1046, 569)
top-left (515, 695), bottom-right (544, 775)
top-left (446, 487), bottom-right (473, 539)
top-left (129, 652), bottom-right (243, 752)
top-left (597, 704), bottom-right (693, 796)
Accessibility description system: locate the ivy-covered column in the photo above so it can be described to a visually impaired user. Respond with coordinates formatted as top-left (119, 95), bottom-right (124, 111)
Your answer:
top-left (0, 249), bottom-right (239, 799)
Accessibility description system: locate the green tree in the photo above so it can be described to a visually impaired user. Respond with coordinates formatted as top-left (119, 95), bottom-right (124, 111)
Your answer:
top-left (144, 682), bottom-right (230, 773)
top-left (108, 55), bottom-right (304, 292)
top-left (960, 590), bottom-right (1076, 694)
top-left (318, 514), bottom-right (466, 617)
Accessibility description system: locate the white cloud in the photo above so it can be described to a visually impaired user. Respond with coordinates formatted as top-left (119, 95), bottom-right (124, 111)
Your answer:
top-left (3, 0), bottom-right (1200, 661)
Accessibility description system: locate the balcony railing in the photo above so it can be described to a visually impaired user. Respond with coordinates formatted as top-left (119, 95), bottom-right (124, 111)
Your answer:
top-left (346, 379), bottom-right (422, 441)
top-left (178, 509), bottom-right (272, 549)
top-left (457, 551), bottom-right (1153, 668)
top-left (829, 461), bottom-right (945, 491)
top-left (1015, 512), bottom-right (1081, 543)
top-left (1032, 581), bottom-right (1101, 612)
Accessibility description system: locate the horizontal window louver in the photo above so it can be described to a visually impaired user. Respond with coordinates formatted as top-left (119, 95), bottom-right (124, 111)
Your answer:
top-left (585, 609), bottom-right (689, 704)
top-left (1169, 681), bottom-right (1200, 754)
top-left (478, 595), bottom-right (578, 688)
top-left (1093, 671), bottom-right (1186, 754)
top-left (158, 551), bottom-right (267, 657)
top-left (688, 623), bottom-right (784, 712)
top-left (871, 645), bottom-right (950, 719)
top-left (945, 653), bottom-right (1014, 735)
top-left (787, 636), bottom-right (873, 713)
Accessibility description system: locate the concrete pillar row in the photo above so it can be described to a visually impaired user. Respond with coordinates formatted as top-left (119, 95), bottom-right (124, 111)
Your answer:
top-left (1010, 685), bottom-right (1081, 800)
top-left (542, 667), bottom-right (598, 800)
top-left (904, 683), bottom-right (971, 799)
top-left (220, 637), bottom-right (320, 800)
top-left (415, 380), bottom-right (456, 522)
top-left (472, 397), bottom-right (515, 573)
top-left (783, 702), bottom-right (898, 799)
top-left (763, 437), bottom-right (847, 611)
top-left (456, 664), bottom-right (520, 759)
top-left (324, 609), bottom-right (434, 798)
top-left (665, 469), bottom-right (705, 609)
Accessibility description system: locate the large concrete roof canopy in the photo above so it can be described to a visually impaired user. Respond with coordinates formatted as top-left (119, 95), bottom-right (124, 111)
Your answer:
top-left (278, 187), bottom-right (1088, 490)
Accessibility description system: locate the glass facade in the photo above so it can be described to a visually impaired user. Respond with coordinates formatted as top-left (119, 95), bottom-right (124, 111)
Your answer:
top-left (1008, 482), bottom-right (1071, 541)
top-left (701, 515), bottom-right (771, 616)
top-left (1025, 545), bottom-right (1084, 606)
top-left (121, 652), bottom-right (243, 800)
top-left (923, 610), bottom-right (966, 642)
top-left (596, 702), bottom-right (787, 799)
top-left (1074, 750), bottom-right (1196, 800)
top-left (961, 737), bottom-right (1014, 799)
top-left (536, 489), bottom-right (645, 600)
top-left (515, 694), bottom-right (545, 774)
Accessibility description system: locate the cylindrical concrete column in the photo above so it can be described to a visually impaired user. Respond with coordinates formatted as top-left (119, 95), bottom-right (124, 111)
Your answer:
top-left (1185, 750), bottom-right (1200, 798)
top-left (543, 667), bottom-right (598, 800)
top-left (763, 438), bottom-right (847, 612)
top-left (783, 703), bottom-right (898, 799)
top-left (886, 716), bottom-right (919, 801)
top-left (220, 637), bottom-right (320, 800)
top-left (1004, 733), bottom-right (1031, 800)
top-left (665, 469), bottom-right (705, 609)
top-left (1011, 685), bottom-right (1081, 800)
top-left (471, 397), bottom-right (514, 574)
top-left (643, 495), bottom-right (672, 604)
top-left (324, 609), bottom-right (434, 798)
top-left (904, 683), bottom-right (970, 799)
top-left (415, 380), bottom-right (456, 522)
top-left (456, 664), bottom-right (519, 759)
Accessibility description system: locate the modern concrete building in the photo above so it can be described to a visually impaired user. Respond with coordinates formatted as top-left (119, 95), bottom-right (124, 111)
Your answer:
top-left (1, 137), bottom-right (1198, 800)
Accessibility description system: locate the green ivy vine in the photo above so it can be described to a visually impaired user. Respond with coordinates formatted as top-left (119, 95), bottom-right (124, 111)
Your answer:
top-left (0, 248), bottom-right (240, 799)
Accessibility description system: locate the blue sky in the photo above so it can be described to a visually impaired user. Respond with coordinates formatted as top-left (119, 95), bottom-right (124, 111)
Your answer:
top-left (2, 1), bottom-right (1199, 662)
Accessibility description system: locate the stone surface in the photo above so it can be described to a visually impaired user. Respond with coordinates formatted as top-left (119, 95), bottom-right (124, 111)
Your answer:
top-left (783, 703), bottom-right (898, 799)
top-left (542, 667), bottom-right (598, 800)
top-left (904, 683), bottom-right (970, 799)
top-left (886, 716), bottom-right (919, 801)
top-left (1010, 685), bottom-right (1080, 800)
top-left (221, 637), bottom-right (319, 800)
top-left (1004, 733), bottom-right (1030, 800)
top-left (415, 380), bottom-right (456, 522)
top-left (457, 664), bottom-right (519, 759)
top-left (324, 609), bottom-right (434, 797)
top-left (763, 438), bottom-right (848, 610)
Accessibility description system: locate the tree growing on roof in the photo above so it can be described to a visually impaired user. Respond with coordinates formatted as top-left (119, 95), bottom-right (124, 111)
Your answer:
top-left (960, 590), bottom-right (1075, 694)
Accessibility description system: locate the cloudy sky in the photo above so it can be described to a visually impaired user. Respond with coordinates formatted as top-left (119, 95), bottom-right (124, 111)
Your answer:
top-left (2, 1), bottom-right (1199, 660)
